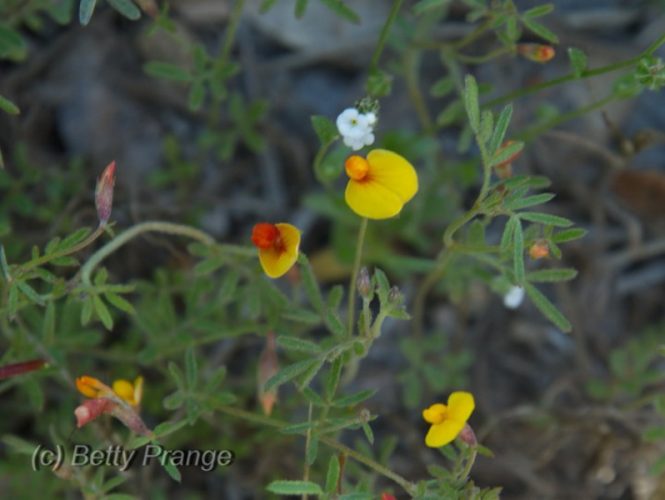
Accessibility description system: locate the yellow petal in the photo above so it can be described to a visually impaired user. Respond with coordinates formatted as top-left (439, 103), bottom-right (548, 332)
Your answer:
top-left (366, 149), bottom-right (418, 204)
top-left (425, 419), bottom-right (466, 448)
top-left (345, 178), bottom-right (404, 219)
top-left (133, 376), bottom-right (144, 405)
top-left (422, 403), bottom-right (448, 424)
top-left (113, 379), bottom-right (136, 405)
top-left (258, 223), bottom-right (300, 278)
top-left (447, 391), bottom-right (475, 423)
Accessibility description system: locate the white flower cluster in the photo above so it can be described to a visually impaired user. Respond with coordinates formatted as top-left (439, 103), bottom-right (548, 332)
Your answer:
top-left (336, 107), bottom-right (376, 151)
top-left (503, 286), bottom-right (525, 309)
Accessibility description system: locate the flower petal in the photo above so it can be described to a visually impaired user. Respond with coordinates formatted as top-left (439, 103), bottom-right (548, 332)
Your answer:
top-left (76, 375), bottom-right (114, 399)
top-left (345, 178), bottom-right (404, 219)
top-left (425, 419), bottom-right (466, 448)
top-left (113, 379), bottom-right (136, 405)
top-left (258, 223), bottom-right (300, 278)
top-left (447, 391), bottom-right (475, 423)
top-left (422, 403), bottom-right (447, 424)
top-left (366, 149), bottom-right (418, 204)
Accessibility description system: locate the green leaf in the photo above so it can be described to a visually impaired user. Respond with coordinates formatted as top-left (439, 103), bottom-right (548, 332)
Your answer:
top-left (463, 74), bottom-right (480, 132)
top-left (523, 4), bottom-right (554, 18)
top-left (188, 81), bottom-right (205, 111)
top-left (491, 140), bottom-right (523, 166)
top-left (185, 348), bottom-right (198, 389)
top-left (0, 24), bottom-right (27, 61)
top-left (0, 94), bottom-right (19, 115)
top-left (551, 228), bottom-right (587, 243)
top-left (524, 282), bottom-right (571, 332)
top-left (266, 480), bottom-right (322, 495)
top-left (80, 296), bottom-right (93, 325)
top-left (306, 435), bottom-right (319, 465)
top-left (17, 282), bottom-right (45, 306)
top-left (318, 0), bottom-right (360, 23)
top-left (332, 389), bottom-right (376, 407)
top-left (144, 62), bottom-right (192, 82)
top-left (298, 358), bottom-right (325, 389)
top-left (527, 268), bottom-right (577, 283)
top-left (79, 0), bottom-right (97, 25)
top-left (93, 295), bottom-right (113, 329)
top-left (281, 308), bottom-right (321, 325)
top-left (105, 292), bottom-right (136, 315)
top-left (512, 217), bottom-right (525, 285)
top-left (436, 100), bottom-right (464, 126)
top-left (0, 244), bottom-right (9, 281)
top-left (325, 454), bottom-right (340, 493)
top-left (519, 212), bottom-right (573, 227)
top-left (159, 452), bottom-right (182, 482)
top-left (522, 18), bottom-right (559, 44)
top-left (325, 357), bottom-right (343, 400)
top-left (504, 193), bottom-right (555, 211)
top-left (260, 0), bottom-right (278, 13)
top-left (430, 76), bottom-right (456, 97)
top-left (567, 47), bottom-right (587, 77)
top-left (107, 0), bottom-right (141, 20)
top-left (311, 115), bottom-right (338, 145)
top-left (488, 104), bottom-right (513, 155)
top-left (43, 301), bottom-right (56, 344)
top-left (501, 216), bottom-right (517, 255)
top-left (362, 422), bottom-right (374, 444)
top-left (277, 336), bottom-right (321, 353)
top-left (299, 254), bottom-right (324, 313)
top-left (479, 110), bottom-right (494, 144)
top-left (168, 362), bottom-right (185, 390)
top-left (324, 310), bottom-right (347, 338)
top-left (265, 358), bottom-right (321, 392)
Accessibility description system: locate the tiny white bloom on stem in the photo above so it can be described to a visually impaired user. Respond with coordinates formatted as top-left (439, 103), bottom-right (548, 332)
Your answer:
top-left (503, 286), bottom-right (525, 309)
top-left (337, 108), bottom-right (370, 139)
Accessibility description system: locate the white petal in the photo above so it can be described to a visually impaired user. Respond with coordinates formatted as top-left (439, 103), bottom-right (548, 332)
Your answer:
top-left (503, 286), bottom-right (525, 309)
top-left (336, 108), bottom-right (361, 137)
top-left (343, 135), bottom-right (365, 151)
top-left (364, 112), bottom-right (377, 125)
top-left (362, 132), bottom-right (375, 146)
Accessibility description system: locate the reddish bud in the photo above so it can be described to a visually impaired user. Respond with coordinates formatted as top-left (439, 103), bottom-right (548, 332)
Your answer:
top-left (95, 161), bottom-right (116, 226)
top-left (529, 240), bottom-right (549, 260)
top-left (251, 223), bottom-right (280, 250)
top-left (0, 359), bottom-right (47, 379)
top-left (381, 494), bottom-right (397, 500)
top-left (459, 423), bottom-right (478, 447)
top-left (517, 43), bottom-right (555, 63)
top-left (258, 332), bottom-right (279, 415)
top-left (74, 398), bottom-right (116, 428)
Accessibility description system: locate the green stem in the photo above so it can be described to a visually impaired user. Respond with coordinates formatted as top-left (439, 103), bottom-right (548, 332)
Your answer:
top-left (19, 225), bottom-right (105, 276)
top-left (451, 18), bottom-right (493, 50)
top-left (80, 221), bottom-right (215, 287)
top-left (460, 447), bottom-right (478, 480)
top-left (456, 45), bottom-right (512, 65)
top-left (347, 218), bottom-right (369, 336)
top-left (302, 403), bottom-right (313, 500)
top-left (219, 0), bottom-right (246, 63)
top-left (313, 138), bottom-right (337, 185)
top-left (518, 94), bottom-right (616, 143)
top-left (369, 0), bottom-right (404, 72)
top-left (484, 32), bottom-right (665, 108)
top-left (213, 404), bottom-right (416, 496)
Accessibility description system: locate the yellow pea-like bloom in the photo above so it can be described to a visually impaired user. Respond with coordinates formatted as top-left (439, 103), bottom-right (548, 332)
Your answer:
top-left (344, 149), bottom-right (418, 219)
top-left (251, 222), bottom-right (301, 278)
top-left (76, 375), bottom-right (115, 399)
top-left (422, 391), bottom-right (475, 448)
top-left (112, 376), bottom-right (144, 407)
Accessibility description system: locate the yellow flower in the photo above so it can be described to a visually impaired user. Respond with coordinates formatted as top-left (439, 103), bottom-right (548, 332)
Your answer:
top-left (251, 222), bottom-right (301, 278)
top-left (344, 149), bottom-right (418, 219)
top-left (112, 376), bottom-right (144, 407)
top-left (76, 375), bottom-right (115, 399)
top-left (423, 391), bottom-right (475, 448)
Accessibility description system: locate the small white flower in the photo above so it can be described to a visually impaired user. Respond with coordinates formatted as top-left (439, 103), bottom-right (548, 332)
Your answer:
top-left (503, 286), bottom-right (525, 309)
top-left (336, 108), bottom-right (371, 139)
top-left (365, 112), bottom-right (377, 125)
top-left (343, 135), bottom-right (367, 151)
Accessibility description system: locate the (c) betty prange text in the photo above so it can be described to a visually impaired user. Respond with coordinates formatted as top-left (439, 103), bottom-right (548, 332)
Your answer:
top-left (31, 443), bottom-right (235, 472)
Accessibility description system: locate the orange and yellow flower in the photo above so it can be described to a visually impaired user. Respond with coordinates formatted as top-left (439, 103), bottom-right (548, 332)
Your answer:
top-left (76, 375), bottom-right (115, 399)
top-left (344, 149), bottom-right (418, 219)
top-left (76, 375), bottom-right (143, 407)
top-left (517, 43), bottom-right (555, 63)
top-left (251, 222), bottom-right (301, 278)
top-left (422, 391), bottom-right (475, 448)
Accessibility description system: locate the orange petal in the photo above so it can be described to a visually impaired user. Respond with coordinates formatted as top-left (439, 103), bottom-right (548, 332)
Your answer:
top-left (76, 376), bottom-right (113, 399)
top-left (258, 223), bottom-right (300, 278)
top-left (422, 403), bottom-right (447, 424)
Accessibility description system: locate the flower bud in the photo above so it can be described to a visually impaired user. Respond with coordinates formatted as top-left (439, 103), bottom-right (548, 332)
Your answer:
top-left (357, 267), bottom-right (372, 298)
top-left (0, 358), bottom-right (46, 379)
top-left (258, 332), bottom-right (279, 416)
top-left (388, 285), bottom-right (402, 305)
top-left (529, 240), bottom-right (549, 260)
top-left (517, 43), bottom-right (555, 63)
top-left (459, 423), bottom-right (478, 447)
top-left (381, 494), bottom-right (397, 500)
top-left (95, 161), bottom-right (116, 226)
